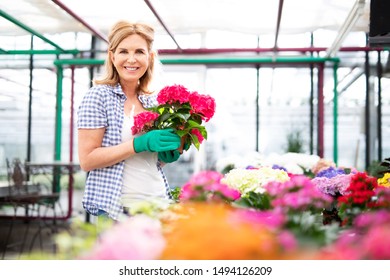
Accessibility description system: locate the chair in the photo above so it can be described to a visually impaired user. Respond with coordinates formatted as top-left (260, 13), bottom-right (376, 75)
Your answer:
top-left (0, 158), bottom-right (61, 259)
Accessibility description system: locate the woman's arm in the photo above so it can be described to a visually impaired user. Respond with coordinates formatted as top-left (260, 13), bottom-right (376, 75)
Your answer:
top-left (78, 128), bottom-right (136, 172)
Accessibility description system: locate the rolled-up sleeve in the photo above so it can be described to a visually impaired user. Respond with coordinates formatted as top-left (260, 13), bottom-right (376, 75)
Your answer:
top-left (78, 87), bottom-right (107, 129)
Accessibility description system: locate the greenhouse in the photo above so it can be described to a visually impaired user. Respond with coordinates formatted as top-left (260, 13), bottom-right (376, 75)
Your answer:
top-left (1, 0), bottom-right (390, 272)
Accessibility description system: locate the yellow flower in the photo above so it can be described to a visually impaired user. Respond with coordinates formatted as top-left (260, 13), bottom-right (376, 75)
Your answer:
top-left (378, 173), bottom-right (390, 188)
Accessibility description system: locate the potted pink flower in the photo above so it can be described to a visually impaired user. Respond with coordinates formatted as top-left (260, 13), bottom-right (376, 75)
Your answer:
top-left (132, 84), bottom-right (216, 151)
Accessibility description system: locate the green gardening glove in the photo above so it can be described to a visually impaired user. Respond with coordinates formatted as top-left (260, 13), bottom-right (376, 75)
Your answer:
top-left (158, 150), bottom-right (181, 163)
top-left (133, 129), bottom-right (180, 153)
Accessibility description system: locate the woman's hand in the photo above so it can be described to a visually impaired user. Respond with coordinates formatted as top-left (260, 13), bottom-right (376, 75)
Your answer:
top-left (133, 129), bottom-right (180, 153)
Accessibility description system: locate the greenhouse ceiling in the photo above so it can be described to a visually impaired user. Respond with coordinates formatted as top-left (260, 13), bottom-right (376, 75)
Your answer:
top-left (0, 0), bottom-right (371, 53)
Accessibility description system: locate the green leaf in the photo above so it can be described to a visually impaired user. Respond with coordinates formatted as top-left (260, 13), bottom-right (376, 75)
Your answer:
top-left (176, 130), bottom-right (187, 138)
top-left (189, 133), bottom-right (200, 150)
top-left (187, 119), bottom-right (203, 128)
top-left (170, 186), bottom-right (181, 202)
top-left (175, 112), bottom-right (191, 120)
top-left (158, 112), bottom-right (173, 123)
top-left (233, 191), bottom-right (272, 210)
top-left (202, 129), bottom-right (208, 140)
top-left (191, 114), bottom-right (203, 124)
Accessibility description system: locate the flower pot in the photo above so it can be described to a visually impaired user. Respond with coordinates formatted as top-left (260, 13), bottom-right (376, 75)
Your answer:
top-left (177, 135), bottom-right (188, 154)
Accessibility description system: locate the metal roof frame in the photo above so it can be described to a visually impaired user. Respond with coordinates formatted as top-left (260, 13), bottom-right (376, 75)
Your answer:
top-left (0, 0), bottom-right (385, 169)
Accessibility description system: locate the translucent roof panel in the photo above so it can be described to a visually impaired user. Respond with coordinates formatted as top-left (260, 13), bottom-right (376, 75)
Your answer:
top-left (0, 0), bottom-right (371, 49)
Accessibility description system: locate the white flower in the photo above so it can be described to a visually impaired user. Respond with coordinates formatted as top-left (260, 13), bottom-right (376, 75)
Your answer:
top-left (264, 152), bottom-right (320, 174)
top-left (222, 167), bottom-right (289, 195)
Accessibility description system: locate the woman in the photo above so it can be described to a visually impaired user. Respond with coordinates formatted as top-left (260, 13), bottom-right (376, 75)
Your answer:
top-left (77, 20), bottom-right (181, 221)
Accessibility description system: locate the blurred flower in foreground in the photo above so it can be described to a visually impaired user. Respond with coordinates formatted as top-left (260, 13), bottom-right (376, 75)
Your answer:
top-left (81, 215), bottom-right (165, 260)
top-left (371, 187), bottom-right (390, 209)
top-left (318, 210), bottom-right (390, 259)
top-left (22, 162), bottom-right (390, 261)
top-left (160, 203), bottom-right (297, 260)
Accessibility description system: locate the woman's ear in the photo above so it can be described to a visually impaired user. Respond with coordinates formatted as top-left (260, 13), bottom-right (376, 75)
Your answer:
top-left (149, 50), bottom-right (155, 63)
top-left (109, 50), bottom-right (115, 64)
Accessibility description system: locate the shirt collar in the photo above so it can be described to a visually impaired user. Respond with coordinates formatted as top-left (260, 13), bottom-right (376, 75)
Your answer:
top-left (113, 83), bottom-right (125, 96)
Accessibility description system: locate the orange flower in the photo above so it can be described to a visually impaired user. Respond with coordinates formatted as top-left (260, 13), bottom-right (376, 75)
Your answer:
top-left (160, 202), bottom-right (287, 260)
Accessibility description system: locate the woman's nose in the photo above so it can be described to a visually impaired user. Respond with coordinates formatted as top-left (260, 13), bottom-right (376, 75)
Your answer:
top-left (128, 54), bottom-right (136, 63)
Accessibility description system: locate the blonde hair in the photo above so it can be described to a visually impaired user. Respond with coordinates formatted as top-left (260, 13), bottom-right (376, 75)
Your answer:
top-left (94, 20), bottom-right (156, 94)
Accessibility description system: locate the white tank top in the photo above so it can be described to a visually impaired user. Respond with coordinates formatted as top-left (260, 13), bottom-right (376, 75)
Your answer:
top-left (121, 105), bottom-right (166, 208)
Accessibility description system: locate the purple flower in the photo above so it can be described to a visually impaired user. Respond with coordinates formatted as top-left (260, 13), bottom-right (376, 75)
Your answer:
top-left (316, 167), bottom-right (345, 178)
top-left (312, 173), bottom-right (353, 196)
top-left (272, 164), bottom-right (288, 172)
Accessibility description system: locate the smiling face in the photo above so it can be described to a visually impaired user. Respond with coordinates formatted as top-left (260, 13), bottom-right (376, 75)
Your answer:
top-left (110, 34), bottom-right (152, 86)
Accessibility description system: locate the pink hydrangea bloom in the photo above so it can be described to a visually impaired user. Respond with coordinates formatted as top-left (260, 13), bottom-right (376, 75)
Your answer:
top-left (131, 84), bottom-right (215, 151)
top-left (189, 91), bottom-right (216, 122)
top-left (131, 111), bottom-right (159, 135)
top-left (157, 84), bottom-right (191, 104)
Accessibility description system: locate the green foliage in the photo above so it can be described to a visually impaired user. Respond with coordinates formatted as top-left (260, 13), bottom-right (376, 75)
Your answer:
top-left (301, 166), bottom-right (315, 178)
top-left (221, 164), bottom-right (235, 175)
top-left (366, 159), bottom-right (389, 178)
top-left (285, 130), bottom-right (305, 153)
top-left (170, 186), bottom-right (182, 202)
top-left (148, 102), bottom-right (207, 151)
top-left (233, 191), bottom-right (271, 210)
top-left (285, 211), bottom-right (340, 248)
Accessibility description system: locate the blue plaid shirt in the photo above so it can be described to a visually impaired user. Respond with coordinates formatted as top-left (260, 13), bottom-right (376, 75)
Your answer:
top-left (77, 83), bottom-right (171, 220)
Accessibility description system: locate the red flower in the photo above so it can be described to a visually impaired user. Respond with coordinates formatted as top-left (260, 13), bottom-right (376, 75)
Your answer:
top-left (191, 128), bottom-right (204, 144)
top-left (131, 111), bottom-right (159, 135)
top-left (157, 84), bottom-right (190, 105)
top-left (337, 172), bottom-right (377, 207)
top-left (189, 91), bottom-right (216, 122)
